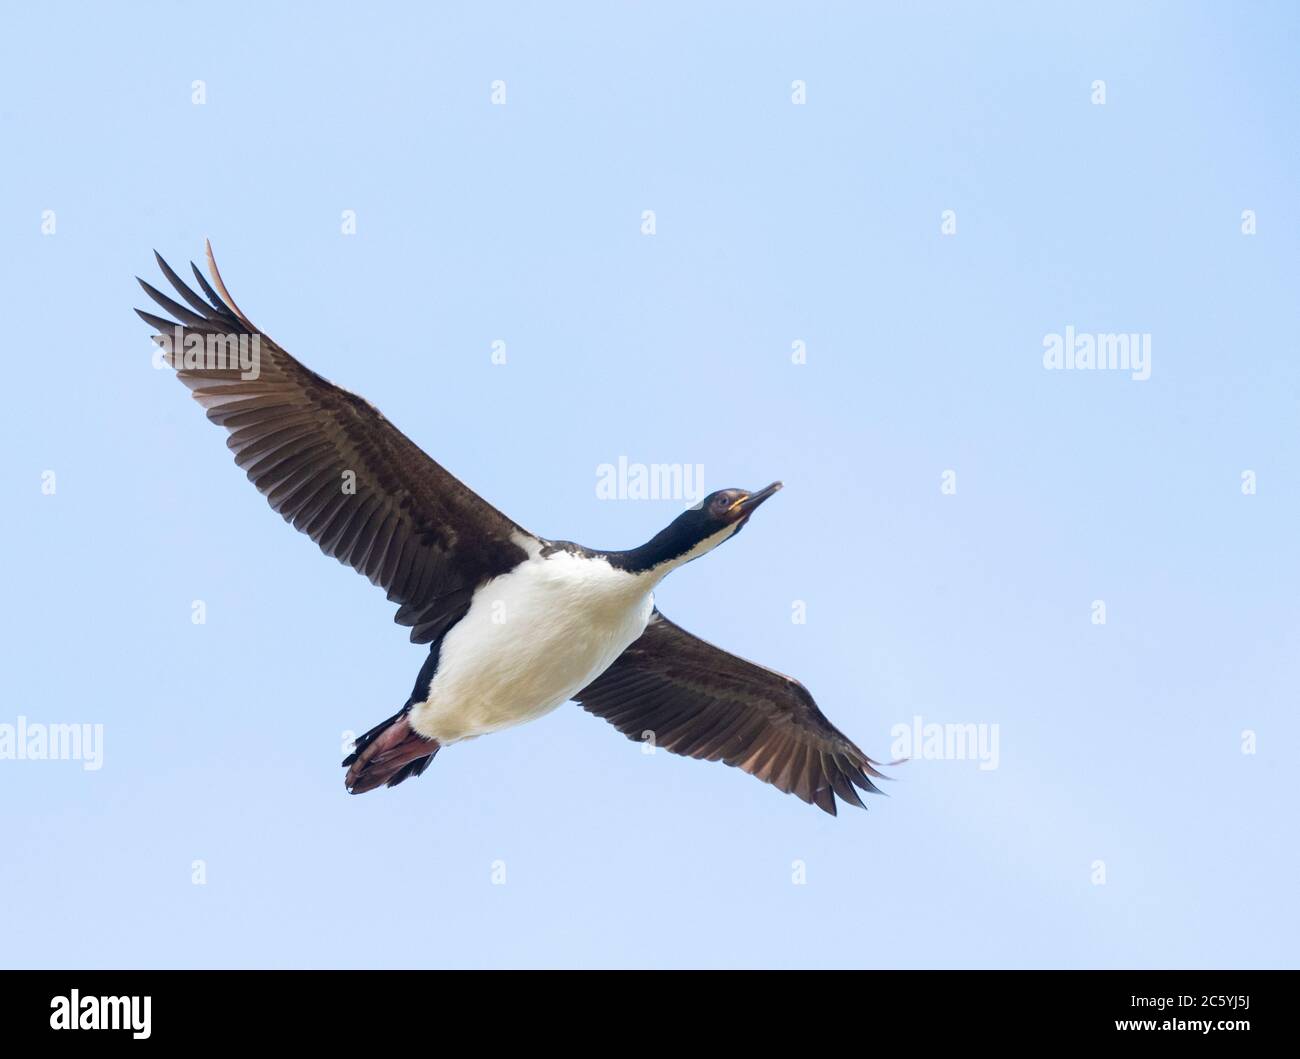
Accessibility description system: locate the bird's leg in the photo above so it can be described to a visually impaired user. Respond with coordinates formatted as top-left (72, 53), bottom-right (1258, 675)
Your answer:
top-left (343, 712), bottom-right (439, 794)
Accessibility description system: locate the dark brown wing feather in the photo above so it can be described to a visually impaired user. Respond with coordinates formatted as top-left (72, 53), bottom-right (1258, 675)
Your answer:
top-left (135, 244), bottom-right (533, 642)
top-left (574, 611), bottom-right (885, 815)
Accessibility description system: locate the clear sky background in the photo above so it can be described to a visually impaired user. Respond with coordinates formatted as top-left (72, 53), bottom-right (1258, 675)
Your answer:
top-left (2, 2), bottom-right (1297, 968)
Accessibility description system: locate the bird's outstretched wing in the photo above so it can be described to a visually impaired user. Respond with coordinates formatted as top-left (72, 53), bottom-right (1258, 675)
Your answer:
top-left (574, 611), bottom-right (885, 815)
top-left (135, 244), bottom-right (535, 643)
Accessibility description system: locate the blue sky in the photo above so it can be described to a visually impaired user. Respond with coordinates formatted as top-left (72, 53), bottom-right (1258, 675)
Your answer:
top-left (2, 2), bottom-right (1297, 968)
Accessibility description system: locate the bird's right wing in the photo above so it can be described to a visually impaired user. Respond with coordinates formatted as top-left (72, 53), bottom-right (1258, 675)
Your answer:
top-left (574, 611), bottom-right (886, 815)
top-left (135, 245), bottom-right (536, 643)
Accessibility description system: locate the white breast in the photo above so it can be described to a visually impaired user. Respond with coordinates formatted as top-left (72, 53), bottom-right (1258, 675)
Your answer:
top-left (408, 549), bottom-right (654, 744)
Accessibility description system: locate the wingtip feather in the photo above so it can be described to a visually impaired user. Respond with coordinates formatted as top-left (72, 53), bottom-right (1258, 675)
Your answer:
top-left (203, 239), bottom-right (254, 328)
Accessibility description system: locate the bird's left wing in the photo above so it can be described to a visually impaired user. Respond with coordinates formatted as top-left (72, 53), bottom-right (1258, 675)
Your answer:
top-left (573, 611), bottom-right (885, 815)
top-left (135, 245), bottom-right (536, 643)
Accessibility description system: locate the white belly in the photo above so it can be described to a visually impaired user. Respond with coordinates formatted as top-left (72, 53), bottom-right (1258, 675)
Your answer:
top-left (409, 550), bottom-right (654, 744)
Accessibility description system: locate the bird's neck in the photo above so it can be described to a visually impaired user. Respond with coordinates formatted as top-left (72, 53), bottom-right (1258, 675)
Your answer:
top-left (608, 521), bottom-right (739, 579)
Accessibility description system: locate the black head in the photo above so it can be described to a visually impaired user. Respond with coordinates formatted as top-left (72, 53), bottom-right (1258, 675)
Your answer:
top-left (615, 482), bottom-right (783, 575)
top-left (691, 483), bottom-right (784, 536)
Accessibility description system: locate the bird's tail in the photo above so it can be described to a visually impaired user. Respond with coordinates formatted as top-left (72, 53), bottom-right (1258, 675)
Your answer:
top-left (343, 709), bottom-right (440, 794)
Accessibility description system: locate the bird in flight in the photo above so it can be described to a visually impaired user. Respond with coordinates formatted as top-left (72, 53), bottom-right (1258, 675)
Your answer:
top-left (135, 245), bottom-right (886, 815)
